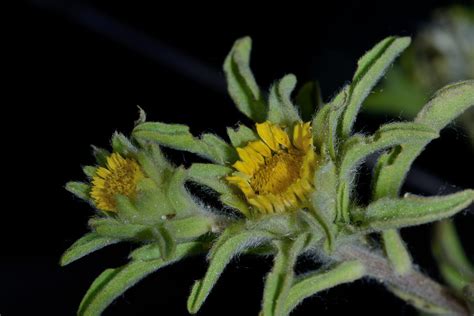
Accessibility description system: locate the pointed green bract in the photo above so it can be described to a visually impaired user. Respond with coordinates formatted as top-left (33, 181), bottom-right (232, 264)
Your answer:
top-left (111, 132), bottom-right (137, 155)
top-left (66, 181), bottom-right (90, 201)
top-left (82, 166), bottom-right (97, 178)
top-left (357, 190), bottom-right (474, 230)
top-left (60, 233), bottom-right (119, 266)
top-left (133, 122), bottom-right (236, 164)
top-left (78, 242), bottom-right (204, 316)
top-left (340, 37), bottom-right (411, 138)
top-left (224, 36), bottom-right (267, 122)
top-left (285, 261), bottom-right (365, 314)
top-left (268, 74), bottom-right (301, 126)
top-left (187, 227), bottom-right (275, 314)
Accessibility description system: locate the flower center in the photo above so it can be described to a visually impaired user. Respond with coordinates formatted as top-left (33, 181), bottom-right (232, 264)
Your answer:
top-left (91, 153), bottom-right (144, 212)
top-left (250, 149), bottom-right (304, 195)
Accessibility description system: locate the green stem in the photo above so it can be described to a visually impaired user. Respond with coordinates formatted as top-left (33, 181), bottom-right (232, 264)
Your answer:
top-left (334, 243), bottom-right (469, 315)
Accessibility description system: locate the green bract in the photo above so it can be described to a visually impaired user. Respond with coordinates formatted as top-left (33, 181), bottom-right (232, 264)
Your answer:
top-left (63, 36), bottom-right (474, 315)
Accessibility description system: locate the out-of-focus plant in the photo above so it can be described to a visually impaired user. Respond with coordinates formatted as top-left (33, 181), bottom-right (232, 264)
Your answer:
top-left (364, 6), bottom-right (474, 147)
top-left (63, 35), bottom-right (474, 315)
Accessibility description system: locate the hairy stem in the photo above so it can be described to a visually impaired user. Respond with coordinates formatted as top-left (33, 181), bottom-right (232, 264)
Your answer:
top-left (334, 243), bottom-right (469, 315)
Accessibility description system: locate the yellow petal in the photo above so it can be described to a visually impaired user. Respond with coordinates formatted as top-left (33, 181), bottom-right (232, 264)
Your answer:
top-left (270, 124), bottom-right (291, 148)
top-left (256, 122), bottom-right (278, 151)
top-left (248, 141), bottom-right (272, 158)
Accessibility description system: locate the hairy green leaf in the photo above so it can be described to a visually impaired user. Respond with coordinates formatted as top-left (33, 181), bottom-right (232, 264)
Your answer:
top-left (262, 235), bottom-right (307, 316)
top-left (133, 122), bottom-right (237, 164)
top-left (78, 242), bottom-right (204, 316)
top-left (340, 37), bottom-right (411, 138)
top-left (187, 227), bottom-right (275, 314)
top-left (285, 261), bottom-right (365, 314)
top-left (224, 36), bottom-right (267, 122)
top-left (268, 74), bottom-right (301, 126)
top-left (381, 230), bottom-right (412, 275)
top-left (165, 216), bottom-right (214, 241)
top-left (358, 190), bottom-right (474, 231)
top-left (432, 220), bottom-right (474, 291)
top-left (373, 80), bottom-right (474, 201)
top-left (60, 233), bottom-right (120, 266)
top-left (66, 181), bottom-right (90, 201)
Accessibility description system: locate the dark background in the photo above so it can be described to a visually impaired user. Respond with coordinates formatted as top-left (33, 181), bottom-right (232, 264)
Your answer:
top-left (5, 0), bottom-right (473, 315)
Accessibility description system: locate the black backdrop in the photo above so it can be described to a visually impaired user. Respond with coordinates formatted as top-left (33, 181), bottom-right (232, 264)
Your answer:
top-left (5, 0), bottom-right (473, 315)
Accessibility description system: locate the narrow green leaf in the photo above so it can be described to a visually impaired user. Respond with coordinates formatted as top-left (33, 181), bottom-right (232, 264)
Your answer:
top-left (381, 229), bottom-right (412, 275)
top-left (432, 220), bottom-right (474, 291)
top-left (152, 225), bottom-right (176, 260)
top-left (166, 166), bottom-right (195, 215)
top-left (187, 227), bottom-right (275, 314)
top-left (340, 36), bottom-right (411, 138)
top-left (312, 86), bottom-right (348, 158)
top-left (187, 163), bottom-right (251, 217)
top-left (262, 235), bottom-right (307, 316)
top-left (78, 242), bottom-right (204, 316)
top-left (358, 190), bottom-right (474, 231)
top-left (223, 36), bottom-right (267, 122)
top-left (165, 216), bottom-right (214, 241)
top-left (339, 122), bottom-right (437, 181)
top-left (65, 181), bottom-right (90, 201)
top-left (227, 124), bottom-right (258, 148)
top-left (416, 80), bottom-right (474, 130)
top-left (296, 81), bottom-right (323, 122)
top-left (285, 261), bottom-right (365, 314)
top-left (90, 218), bottom-right (149, 240)
top-left (129, 243), bottom-right (162, 261)
top-left (60, 233), bottom-right (119, 266)
top-left (133, 122), bottom-right (236, 164)
top-left (268, 74), bottom-right (301, 126)
top-left (373, 80), bottom-right (474, 201)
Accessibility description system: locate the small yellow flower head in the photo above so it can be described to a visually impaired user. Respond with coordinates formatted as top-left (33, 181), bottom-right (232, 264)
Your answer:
top-left (91, 153), bottom-right (145, 212)
top-left (227, 121), bottom-right (317, 215)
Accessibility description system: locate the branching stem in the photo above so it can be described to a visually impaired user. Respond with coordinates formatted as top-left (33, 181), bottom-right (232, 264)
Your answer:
top-left (333, 243), bottom-right (469, 315)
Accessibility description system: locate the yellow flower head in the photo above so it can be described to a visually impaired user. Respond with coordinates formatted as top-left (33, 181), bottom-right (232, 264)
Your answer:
top-left (226, 121), bottom-right (317, 215)
top-left (91, 153), bottom-right (145, 212)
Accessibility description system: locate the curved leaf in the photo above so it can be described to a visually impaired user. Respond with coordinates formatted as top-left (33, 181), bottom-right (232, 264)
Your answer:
top-left (133, 122), bottom-right (237, 164)
top-left (285, 261), bottom-right (365, 314)
top-left (187, 227), bottom-right (275, 314)
top-left (340, 36), bottom-right (411, 138)
top-left (268, 74), bottom-right (301, 126)
top-left (262, 235), bottom-right (307, 316)
top-left (78, 242), bottom-right (204, 316)
top-left (224, 36), bottom-right (267, 122)
top-left (60, 233), bottom-right (119, 266)
top-left (357, 190), bottom-right (474, 231)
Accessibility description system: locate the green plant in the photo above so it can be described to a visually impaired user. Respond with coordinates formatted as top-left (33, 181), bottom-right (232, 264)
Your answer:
top-left (63, 36), bottom-right (474, 315)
